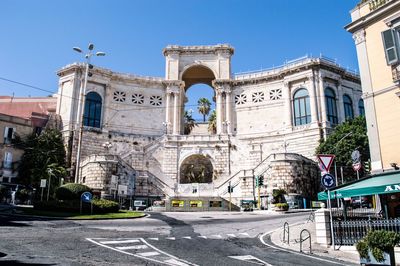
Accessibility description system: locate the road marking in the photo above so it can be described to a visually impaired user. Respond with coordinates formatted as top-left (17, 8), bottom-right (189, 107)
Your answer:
top-left (239, 232), bottom-right (250, 236)
top-left (182, 236), bottom-right (192, 239)
top-left (197, 236), bottom-right (207, 239)
top-left (116, 245), bottom-right (148, 250)
top-left (166, 237), bottom-right (176, 240)
top-left (100, 239), bottom-right (140, 244)
top-left (227, 234), bottom-right (236, 238)
top-left (259, 230), bottom-right (347, 266)
top-left (211, 234), bottom-right (222, 238)
top-left (148, 237), bottom-right (159, 241)
top-left (228, 255), bottom-right (273, 266)
top-left (137, 251), bottom-right (160, 257)
top-left (86, 238), bottom-right (199, 266)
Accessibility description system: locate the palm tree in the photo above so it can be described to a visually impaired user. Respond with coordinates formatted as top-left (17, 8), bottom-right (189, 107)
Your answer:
top-left (184, 110), bottom-right (196, 135)
top-left (208, 110), bottom-right (217, 134)
top-left (198, 98), bottom-right (211, 122)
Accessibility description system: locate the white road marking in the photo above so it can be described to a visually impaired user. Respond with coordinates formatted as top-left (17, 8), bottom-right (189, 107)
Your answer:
top-left (239, 232), bottom-right (250, 236)
top-left (211, 234), bottom-right (222, 238)
top-left (259, 230), bottom-right (347, 266)
top-left (137, 251), bottom-right (160, 257)
top-left (100, 239), bottom-right (140, 244)
top-left (228, 255), bottom-right (273, 266)
top-left (148, 237), bottom-right (159, 241)
top-left (227, 234), bottom-right (236, 237)
top-left (116, 245), bottom-right (149, 250)
top-left (182, 236), bottom-right (192, 239)
top-left (197, 236), bottom-right (207, 239)
top-left (164, 258), bottom-right (190, 266)
top-left (166, 237), bottom-right (176, 240)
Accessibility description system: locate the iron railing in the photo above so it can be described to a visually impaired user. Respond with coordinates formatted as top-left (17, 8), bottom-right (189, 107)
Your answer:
top-left (331, 207), bottom-right (381, 220)
top-left (333, 218), bottom-right (400, 246)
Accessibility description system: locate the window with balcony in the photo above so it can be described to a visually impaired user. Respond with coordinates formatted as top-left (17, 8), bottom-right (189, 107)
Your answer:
top-left (343, 94), bottom-right (354, 120)
top-left (3, 127), bottom-right (15, 144)
top-left (325, 87), bottom-right (338, 124)
top-left (83, 92), bottom-right (102, 128)
top-left (293, 88), bottom-right (311, 126)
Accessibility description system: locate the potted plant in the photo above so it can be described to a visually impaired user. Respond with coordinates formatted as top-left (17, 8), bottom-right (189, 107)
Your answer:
top-left (274, 203), bottom-right (289, 211)
top-left (356, 230), bottom-right (400, 266)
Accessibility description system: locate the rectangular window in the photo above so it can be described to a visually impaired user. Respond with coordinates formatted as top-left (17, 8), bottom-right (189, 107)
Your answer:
top-left (4, 151), bottom-right (12, 169)
top-left (3, 127), bottom-right (15, 144)
top-left (382, 29), bottom-right (399, 65)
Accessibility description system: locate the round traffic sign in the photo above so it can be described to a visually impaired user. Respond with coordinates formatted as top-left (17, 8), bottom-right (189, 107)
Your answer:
top-left (81, 192), bottom-right (93, 203)
top-left (321, 173), bottom-right (336, 189)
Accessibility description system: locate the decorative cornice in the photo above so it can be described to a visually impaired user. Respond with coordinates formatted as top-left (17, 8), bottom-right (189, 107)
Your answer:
top-left (163, 44), bottom-right (234, 56)
top-left (163, 80), bottom-right (185, 94)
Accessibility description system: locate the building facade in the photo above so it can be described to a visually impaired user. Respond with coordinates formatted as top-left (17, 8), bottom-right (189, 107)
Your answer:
top-left (0, 96), bottom-right (57, 183)
top-left (345, 0), bottom-right (400, 173)
top-left (56, 45), bottom-right (362, 207)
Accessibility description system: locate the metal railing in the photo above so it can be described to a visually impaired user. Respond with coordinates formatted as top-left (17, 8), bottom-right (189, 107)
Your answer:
top-left (299, 229), bottom-right (312, 254)
top-left (283, 222), bottom-right (290, 244)
top-left (333, 218), bottom-right (400, 246)
top-left (331, 207), bottom-right (381, 220)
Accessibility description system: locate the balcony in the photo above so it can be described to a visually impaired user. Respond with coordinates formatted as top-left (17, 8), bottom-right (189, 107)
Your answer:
top-left (392, 64), bottom-right (400, 82)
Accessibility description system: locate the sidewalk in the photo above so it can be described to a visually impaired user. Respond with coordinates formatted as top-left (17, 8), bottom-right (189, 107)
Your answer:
top-left (270, 219), bottom-right (360, 265)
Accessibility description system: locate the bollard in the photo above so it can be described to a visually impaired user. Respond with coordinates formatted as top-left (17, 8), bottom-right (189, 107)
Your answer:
top-left (283, 222), bottom-right (289, 244)
top-left (300, 229), bottom-right (312, 254)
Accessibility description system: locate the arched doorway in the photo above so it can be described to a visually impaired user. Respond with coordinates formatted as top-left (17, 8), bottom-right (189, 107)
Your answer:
top-left (181, 65), bottom-right (216, 135)
top-left (179, 154), bottom-right (214, 184)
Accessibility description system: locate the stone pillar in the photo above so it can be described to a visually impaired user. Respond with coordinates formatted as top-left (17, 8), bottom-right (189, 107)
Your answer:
top-left (165, 92), bottom-right (171, 133)
top-left (173, 92), bottom-right (180, 134)
top-left (308, 73), bottom-right (318, 123)
top-left (315, 209), bottom-right (332, 247)
top-left (283, 81), bottom-right (292, 127)
top-left (216, 90), bottom-right (223, 134)
top-left (337, 81), bottom-right (345, 123)
top-left (225, 90), bottom-right (232, 134)
top-left (318, 73), bottom-right (327, 124)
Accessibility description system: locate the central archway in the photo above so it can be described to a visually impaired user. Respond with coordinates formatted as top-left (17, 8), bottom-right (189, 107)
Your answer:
top-left (179, 154), bottom-right (214, 184)
top-left (181, 65), bottom-right (216, 135)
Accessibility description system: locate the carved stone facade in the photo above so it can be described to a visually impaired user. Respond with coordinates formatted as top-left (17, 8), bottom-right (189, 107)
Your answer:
top-left (56, 45), bottom-right (362, 206)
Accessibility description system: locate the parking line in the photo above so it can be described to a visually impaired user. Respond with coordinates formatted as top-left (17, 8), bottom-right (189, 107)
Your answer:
top-left (137, 251), bottom-right (160, 257)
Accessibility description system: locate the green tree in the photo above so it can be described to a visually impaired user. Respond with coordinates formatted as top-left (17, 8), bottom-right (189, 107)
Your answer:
top-left (316, 116), bottom-right (370, 181)
top-left (184, 111), bottom-right (196, 135)
top-left (197, 98), bottom-right (211, 122)
top-left (18, 128), bottom-right (67, 192)
top-left (208, 110), bottom-right (217, 134)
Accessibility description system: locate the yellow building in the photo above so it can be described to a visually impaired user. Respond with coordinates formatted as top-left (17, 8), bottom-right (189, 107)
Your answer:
top-left (345, 0), bottom-right (400, 173)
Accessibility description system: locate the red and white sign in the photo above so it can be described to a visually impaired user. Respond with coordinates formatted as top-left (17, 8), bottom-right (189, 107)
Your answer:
top-left (352, 162), bottom-right (362, 171)
top-left (317, 154), bottom-right (335, 172)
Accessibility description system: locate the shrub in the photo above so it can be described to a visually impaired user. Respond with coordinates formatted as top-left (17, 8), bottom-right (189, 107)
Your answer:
top-left (16, 189), bottom-right (31, 203)
top-left (34, 200), bottom-right (80, 212)
top-left (92, 199), bottom-right (119, 213)
top-left (274, 203), bottom-right (289, 211)
top-left (356, 230), bottom-right (400, 262)
top-left (55, 183), bottom-right (91, 200)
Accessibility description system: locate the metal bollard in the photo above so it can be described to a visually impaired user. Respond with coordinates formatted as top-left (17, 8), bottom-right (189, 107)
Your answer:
top-left (283, 222), bottom-right (289, 244)
top-left (300, 229), bottom-right (312, 254)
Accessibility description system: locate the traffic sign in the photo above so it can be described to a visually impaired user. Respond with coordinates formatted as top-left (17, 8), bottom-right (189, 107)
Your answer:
top-left (40, 179), bottom-right (47, 188)
top-left (317, 154), bottom-right (335, 172)
top-left (321, 173), bottom-right (336, 189)
top-left (81, 192), bottom-right (93, 203)
top-left (351, 150), bottom-right (361, 164)
top-left (352, 162), bottom-right (362, 171)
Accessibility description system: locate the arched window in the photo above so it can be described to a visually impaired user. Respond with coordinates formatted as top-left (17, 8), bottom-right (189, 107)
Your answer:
top-left (325, 88), bottom-right (338, 124)
top-left (293, 88), bottom-right (311, 126)
top-left (358, 99), bottom-right (365, 117)
top-left (343, 94), bottom-right (354, 120)
top-left (83, 92), bottom-right (102, 128)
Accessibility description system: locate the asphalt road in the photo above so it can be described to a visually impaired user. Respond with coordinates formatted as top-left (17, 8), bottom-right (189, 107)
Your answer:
top-left (0, 211), bottom-right (354, 266)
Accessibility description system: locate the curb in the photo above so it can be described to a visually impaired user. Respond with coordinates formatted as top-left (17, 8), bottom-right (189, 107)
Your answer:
top-left (259, 222), bottom-right (357, 266)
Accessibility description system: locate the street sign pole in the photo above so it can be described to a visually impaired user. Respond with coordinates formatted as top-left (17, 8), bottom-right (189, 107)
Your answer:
top-left (327, 190), bottom-right (335, 250)
top-left (258, 186), bottom-right (261, 210)
top-left (229, 181), bottom-right (232, 212)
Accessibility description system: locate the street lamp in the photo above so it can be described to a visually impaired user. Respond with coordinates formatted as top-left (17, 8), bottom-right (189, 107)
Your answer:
top-left (73, 43), bottom-right (106, 183)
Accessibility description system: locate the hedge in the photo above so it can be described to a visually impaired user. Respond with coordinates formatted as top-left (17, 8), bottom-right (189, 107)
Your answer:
top-left (34, 199), bottom-right (120, 214)
top-left (55, 183), bottom-right (91, 200)
top-left (92, 199), bottom-right (119, 213)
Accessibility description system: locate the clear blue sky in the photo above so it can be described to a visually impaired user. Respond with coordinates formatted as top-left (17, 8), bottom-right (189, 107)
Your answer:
top-left (0, 0), bottom-right (359, 119)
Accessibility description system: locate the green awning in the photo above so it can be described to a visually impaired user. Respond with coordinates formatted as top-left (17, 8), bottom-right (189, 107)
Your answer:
top-left (318, 171), bottom-right (400, 200)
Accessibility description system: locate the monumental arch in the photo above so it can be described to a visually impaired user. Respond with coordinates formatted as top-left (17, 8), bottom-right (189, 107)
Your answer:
top-left (56, 44), bottom-right (362, 210)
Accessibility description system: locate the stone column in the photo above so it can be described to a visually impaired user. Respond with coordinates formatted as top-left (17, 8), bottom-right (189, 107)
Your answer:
top-left (165, 92), bottom-right (171, 133)
top-left (173, 92), bottom-right (180, 135)
top-left (225, 90), bottom-right (232, 134)
top-left (315, 209), bottom-right (332, 247)
top-left (216, 89), bottom-right (223, 134)
top-left (318, 72), bottom-right (327, 124)
top-left (283, 81), bottom-right (292, 127)
top-left (337, 81), bottom-right (345, 123)
top-left (308, 73), bottom-right (318, 123)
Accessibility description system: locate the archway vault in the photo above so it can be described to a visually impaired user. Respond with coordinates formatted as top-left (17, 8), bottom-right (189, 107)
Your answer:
top-left (179, 154), bottom-right (214, 184)
top-left (181, 65), bottom-right (216, 91)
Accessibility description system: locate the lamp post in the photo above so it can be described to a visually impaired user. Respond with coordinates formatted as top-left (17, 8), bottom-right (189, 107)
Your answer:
top-left (73, 43), bottom-right (106, 183)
